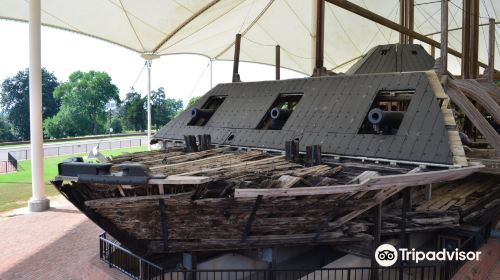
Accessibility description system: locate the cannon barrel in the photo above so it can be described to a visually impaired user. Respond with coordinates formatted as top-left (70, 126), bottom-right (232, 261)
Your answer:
top-left (190, 108), bottom-right (216, 120)
top-left (270, 107), bottom-right (292, 120)
top-left (368, 108), bottom-right (404, 126)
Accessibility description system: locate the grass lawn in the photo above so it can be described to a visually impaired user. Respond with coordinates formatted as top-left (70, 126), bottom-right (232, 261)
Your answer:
top-left (0, 146), bottom-right (147, 213)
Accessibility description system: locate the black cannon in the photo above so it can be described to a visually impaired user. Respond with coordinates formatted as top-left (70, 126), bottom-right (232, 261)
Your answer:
top-left (368, 108), bottom-right (404, 126)
top-left (367, 108), bottom-right (405, 135)
top-left (190, 108), bottom-right (216, 121)
top-left (270, 107), bottom-right (292, 129)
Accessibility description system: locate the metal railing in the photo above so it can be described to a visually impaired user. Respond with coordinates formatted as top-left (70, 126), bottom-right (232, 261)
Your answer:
top-left (0, 160), bottom-right (16, 174)
top-left (165, 267), bottom-right (440, 280)
top-left (3, 137), bottom-right (147, 161)
top-left (99, 233), bottom-right (444, 280)
top-left (100, 232), bottom-right (164, 280)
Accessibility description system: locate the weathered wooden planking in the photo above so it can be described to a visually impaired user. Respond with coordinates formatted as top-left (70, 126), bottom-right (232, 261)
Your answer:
top-left (453, 79), bottom-right (500, 123)
top-left (476, 78), bottom-right (500, 105)
top-left (448, 82), bottom-right (500, 151)
top-left (149, 175), bottom-right (212, 185)
top-left (234, 164), bottom-right (483, 198)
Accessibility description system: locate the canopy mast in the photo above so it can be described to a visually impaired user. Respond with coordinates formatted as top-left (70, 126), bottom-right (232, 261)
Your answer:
top-left (141, 54), bottom-right (160, 150)
top-left (440, 0), bottom-right (448, 78)
top-left (28, 0), bottom-right (49, 212)
top-left (232, 34), bottom-right (241, 82)
top-left (313, 0), bottom-right (326, 76)
top-left (488, 18), bottom-right (495, 82)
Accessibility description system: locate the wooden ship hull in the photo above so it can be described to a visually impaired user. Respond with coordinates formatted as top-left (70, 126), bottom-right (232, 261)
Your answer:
top-left (52, 44), bottom-right (500, 258)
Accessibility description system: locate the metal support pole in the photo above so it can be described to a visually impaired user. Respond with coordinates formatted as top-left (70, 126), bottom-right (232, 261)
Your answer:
top-left (313, 0), bottom-right (326, 76)
top-left (462, 0), bottom-right (469, 78)
top-left (370, 204), bottom-right (381, 280)
top-left (146, 60), bottom-right (152, 151)
top-left (470, 0), bottom-right (479, 78)
top-left (488, 18), bottom-right (495, 82)
top-left (400, 0), bottom-right (406, 43)
top-left (407, 0), bottom-right (414, 44)
top-left (275, 45), bottom-right (280, 80)
top-left (232, 34), bottom-right (241, 82)
top-left (440, 0), bottom-right (448, 77)
top-left (209, 59), bottom-right (213, 88)
top-left (399, 188), bottom-right (411, 280)
top-left (28, 0), bottom-right (49, 212)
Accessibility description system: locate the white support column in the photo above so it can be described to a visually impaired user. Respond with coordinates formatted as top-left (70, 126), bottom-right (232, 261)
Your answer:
top-left (28, 0), bottom-right (49, 212)
top-left (141, 53), bottom-right (159, 151)
top-left (146, 60), bottom-right (152, 151)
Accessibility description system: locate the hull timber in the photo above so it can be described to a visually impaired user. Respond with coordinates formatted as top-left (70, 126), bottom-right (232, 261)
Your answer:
top-left (52, 148), bottom-right (491, 256)
top-left (51, 44), bottom-right (500, 257)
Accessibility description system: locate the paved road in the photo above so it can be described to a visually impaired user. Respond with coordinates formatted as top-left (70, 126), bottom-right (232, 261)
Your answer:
top-left (0, 136), bottom-right (147, 161)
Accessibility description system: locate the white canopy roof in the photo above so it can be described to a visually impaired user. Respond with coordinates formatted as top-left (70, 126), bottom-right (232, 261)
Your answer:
top-left (1, 0), bottom-right (498, 75)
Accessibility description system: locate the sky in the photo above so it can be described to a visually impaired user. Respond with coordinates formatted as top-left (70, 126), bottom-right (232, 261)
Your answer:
top-left (0, 20), bottom-right (305, 107)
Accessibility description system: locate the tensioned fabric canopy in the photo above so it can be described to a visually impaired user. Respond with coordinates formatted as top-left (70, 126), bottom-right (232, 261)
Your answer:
top-left (0, 0), bottom-right (498, 75)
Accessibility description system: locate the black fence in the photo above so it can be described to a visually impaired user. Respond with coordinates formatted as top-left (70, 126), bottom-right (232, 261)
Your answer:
top-left (0, 160), bottom-right (17, 174)
top-left (100, 232), bottom-right (164, 280)
top-left (0, 152), bottom-right (18, 174)
top-left (99, 233), bottom-right (448, 280)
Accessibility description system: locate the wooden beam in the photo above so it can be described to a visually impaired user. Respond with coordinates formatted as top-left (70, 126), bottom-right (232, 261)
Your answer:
top-left (488, 18), bottom-right (496, 82)
top-left (325, 0), bottom-right (497, 72)
top-left (313, 0), bottom-right (326, 76)
top-left (275, 45), bottom-right (280, 80)
top-left (158, 199), bottom-right (169, 251)
top-left (471, 0), bottom-right (479, 78)
top-left (462, 0), bottom-right (471, 78)
top-left (313, 203), bottom-right (342, 242)
top-left (448, 82), bottom-right (500, 151)
top-left (232, 33), bottom-right (241, 82)
top-left (425, 21), bottom-right (500, 37)
top-left (440, 0), bottom-right (448, 76)
top-left (452, 79), bottom-right (500, 123)
top-left (241, 195), bottom-right (262, 242)
top-left (148, 175), bottom-right (212, 185)
top-left (235, 164), bottom-right (483, 198)
top-left (400, 0), bottom-right (406, 43)
top-left (407, 0), bottom-right (414, 44)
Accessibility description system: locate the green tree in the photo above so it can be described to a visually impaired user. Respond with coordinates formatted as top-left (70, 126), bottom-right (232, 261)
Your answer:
top-left (187, 96), bottom-right (201, 108)
top-left (151, 87), bottom-right (183, 129)
top-left (108, 116), bottom-right (123, 134)
top-left (44, 71), bottom-right (119, 138)
top-left (0, 115), bottom-right (15, 142)
top-left (122, 90), bottom-right (146, 131)
top-left (0, 68), bottom-right (59, 140)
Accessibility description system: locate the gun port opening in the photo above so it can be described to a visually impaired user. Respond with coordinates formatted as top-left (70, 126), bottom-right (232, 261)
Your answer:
top-left (257, 93), bottom-right (303, 130)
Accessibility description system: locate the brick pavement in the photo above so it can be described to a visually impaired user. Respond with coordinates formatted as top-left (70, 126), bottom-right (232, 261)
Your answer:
top-left (0, 195), bottom-right (127, 280)
top-left (452, 238), bottom-right (500, 280)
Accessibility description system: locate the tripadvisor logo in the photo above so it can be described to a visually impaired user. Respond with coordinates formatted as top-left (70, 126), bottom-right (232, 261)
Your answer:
top-left (374, 244), bottom-right (481, 267)
top-left (375, 244), bottom-right (398, 267)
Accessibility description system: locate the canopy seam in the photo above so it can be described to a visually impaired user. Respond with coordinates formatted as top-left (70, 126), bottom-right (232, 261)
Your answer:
top-left (215, 0), bottom-right (275, 59)
top-left (152, 0), bottom-right (222, 53)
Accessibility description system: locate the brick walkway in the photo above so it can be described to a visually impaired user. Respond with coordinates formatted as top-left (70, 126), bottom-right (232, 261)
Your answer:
top-left (0, 195), bottom-right (127, 280)
top-left (452, 238), bottom-right (500, 280)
